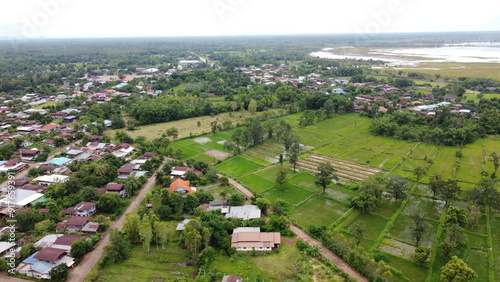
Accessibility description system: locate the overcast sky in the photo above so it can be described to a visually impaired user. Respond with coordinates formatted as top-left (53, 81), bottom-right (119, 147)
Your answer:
top-left (1, 0), bottom-right (500, 39)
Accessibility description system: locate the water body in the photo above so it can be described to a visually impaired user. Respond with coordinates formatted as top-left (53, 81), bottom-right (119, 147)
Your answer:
top-left (310, 43), bottom-right (500, 66)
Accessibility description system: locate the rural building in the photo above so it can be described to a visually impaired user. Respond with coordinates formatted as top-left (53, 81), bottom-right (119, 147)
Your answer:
top-left (169, 178), bottom-right (196, 194)
top-left (231, 227), bottom-right (280, 252)
top-left (225, 205), bottom-right (261, 220)
top-left (16, 247), bottom-right (75, 279)
top-left (62, 202), bottom-right (97, 217)
top-left (33, 175), bottom-right (70, 186)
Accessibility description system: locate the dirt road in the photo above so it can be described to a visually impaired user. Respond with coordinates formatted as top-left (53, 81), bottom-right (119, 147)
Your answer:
top-left (226, 176), bottom-right (368, 282)
top-left (67, 160), bottom-right (166, 282)
top-left (289, 225), bottom-right (368, 282)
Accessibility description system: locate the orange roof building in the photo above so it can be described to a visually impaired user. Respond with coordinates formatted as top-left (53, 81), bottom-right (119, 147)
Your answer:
top-left (168, 178), bottom-right (196, 194)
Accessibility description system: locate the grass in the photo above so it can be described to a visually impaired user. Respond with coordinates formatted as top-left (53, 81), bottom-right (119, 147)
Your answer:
top-left (291, 194), bottom-right (351, 228)
top-left (261, 183), bottom-right (315, 206)
top-left (463, 93), bottom-right (500, 102)
top-left (289, 172), bottom-right (321, 193)
top-left (216, 156), bottom-right (263, 177)
top-left (96, 228), bottom-right (197, 281)
top-left (464, 249), bottom-right (489, 281)
top-left (106, 109), bottom-right (285, 141)
top-left (385, 253), bottom-right (428, 282)
top-left (210, 243), bottom-right (301, 281)
top-left (238, 174), bottom-right (274, 194)
top-left (348, 213), bottom-right (389, 241)
top-left (33, 101), bottom-right (59, 109)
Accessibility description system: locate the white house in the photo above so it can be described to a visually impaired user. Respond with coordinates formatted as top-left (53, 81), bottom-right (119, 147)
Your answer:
top-left (33, 175), bottom-right (70, 186)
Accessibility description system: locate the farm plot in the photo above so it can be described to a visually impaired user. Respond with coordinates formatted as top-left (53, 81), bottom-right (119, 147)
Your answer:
top-left (464, 249), bottom-right (489, 281)
top-left (402, 196), bottom-right (445, 221)
top-left (388, 214), bottom-right (439, 247)
top-left (409, 143), bottom-right (440, 160)
top-left (297, 153), bottom-right (383, 183)
top-left (344, 213), bottom-right (389, 242)
top-left (261, 183), bottom-right (314, 206)
top-left (324, 184), bottom-right (357, 205)
top-left (216, 156), bottom-right (264, 177)
top-left (385, 254), bottom-right (428, 282)
top-left (289, 173), bottom-right (321, 193)
top-left (238, 174), bottom-right (274, 194)
top-left (243, 140), bottom-right (286, 164)
top-left (291, 195), bottom-right (351, 228)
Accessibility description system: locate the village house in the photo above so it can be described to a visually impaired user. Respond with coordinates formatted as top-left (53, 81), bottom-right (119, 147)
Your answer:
top-left (19, 149), bottom-right (40, 161)
top-left (225, 205), bottom-right (261, 220)
top-left (0, 189), bottom-right (45, 208)
top-left (62, 202), bottom-right (97, 217)
top-left (0, 158), bottom-right (26, 172)
top-left (117, 166), bottom-right (134, 179)
top-left (169, 178), bottom-right (196, 194)
top-left (56, 216), bottom-right (101, 234)
top-left (16, 247), bottom-right (75, 279)
top-left (112, 143), bottom-right (134, 158)
top-left (33, 175), bottom-right (70, 186)
top-left (34, 234), bottom-right (83, 251)
top-left (231, 227), bottom-right (280, 252)
top-left (105, 183), bottom-right (125, 196)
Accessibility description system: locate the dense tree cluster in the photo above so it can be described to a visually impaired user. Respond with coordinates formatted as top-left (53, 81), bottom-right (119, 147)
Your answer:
top-left (370, 110), bottom-right (482, 146)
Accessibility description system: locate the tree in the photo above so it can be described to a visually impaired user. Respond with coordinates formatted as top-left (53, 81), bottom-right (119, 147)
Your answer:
top-left (139, 221), bottom-right (153, 253)
top-left (105, 229), bottom-right (131, 263)
top-left (155, 221), bottom-right (170, 250)
top-left (16, 208), bottom-right (43, 232)
top-left (111, 114), bottom-right (126, 129)
top-left (350, 192), bottom-right (377, 213)
top-left (275, 164), bottom-right (288, 190)
top-left (444, 206), bottom-right (468, 228)
top-left (410, 210), bottom-right (427, 246)
top-left (288, 139), bottom-right (302, 171)
top-left (270, 199), bottom-right (290, 216)
top-left (314, 162), bottom-right (337, 194)
top-left (441, 256), bottom-right (477, 282)
top-left (413, 246), bottom-right (431, 266)
top-left (71, 240), bottom-right (92, 260)
top-left (248, 99), bottom-right (257, 113)
top-left (210, 121), bottom-right (218, 135)
top-left (466, 204), bottom-right (481, 230)
top-left (490, 151), bottom-right (499, 178)
top-left (429, 173), bottom-right (444, 198)
top-left (123, 213), bottom-right (141, 244)
top-left (413, 166), bottom-right (426, 183)
top-left (228, 193), bottom-right (245, 206)
top-left (48, 263), bottom-right (68, 281)
top-left (98, 193), bottom-right (121, 213)
top-left (439, 179), bottom-right (461, 204)
top-left (386, 176), bottom-right (410, 202)
top-left (440, 223), bottom-right (464, 260)
top-left (186, 229), bottom-right (202, 262)
top-left (349, 221), bottom-right (365, 246)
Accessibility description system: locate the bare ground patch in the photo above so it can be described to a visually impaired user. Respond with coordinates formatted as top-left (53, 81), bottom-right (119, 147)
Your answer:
top-left (193, 137), bottom-right (211, 144)
top-left (206, 149), bottom-right (232, 160)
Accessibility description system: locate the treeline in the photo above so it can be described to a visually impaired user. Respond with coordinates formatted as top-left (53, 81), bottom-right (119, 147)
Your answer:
top-left (370, 110), bottom-right (483, 146)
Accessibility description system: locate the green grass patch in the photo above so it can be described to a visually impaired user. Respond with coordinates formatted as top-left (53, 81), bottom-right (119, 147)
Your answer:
top-left (324, 184), bottom-right (357, 205)
top-left (373, 199), bottom-right (402, 219)
top-left (216, 156), bottom-right (263, 177)
top-left (465, 231), bottom-right (488, 250)
top-left (385, 253), bottom-right (428, 282)
top-left (211, 243), bottom-right (301, 281)
top-left (238, 174), bottom-right (274, 194)
top-left (389, 214), bottom-right (439, 247)
top-left (464, 249), bottom-right (489, 281)
top-left (289, 172), bottom-right (321, 193)
top-left (97, 242), bottom-right (196, 281)
top-left (291, 194), bottom-right (350, 228)
top-left (350, 213), bottom-right (389, 240)
top-left (403, 196), bottom-right (445, 221)
top-left (261, 184), bottom-right (314, 206)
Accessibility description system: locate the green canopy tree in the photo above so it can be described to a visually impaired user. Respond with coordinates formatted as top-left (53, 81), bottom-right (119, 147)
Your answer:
top-left (315, 162), bottom-right (337, 194)
top-left (441, 256), bottom-right (477, 282)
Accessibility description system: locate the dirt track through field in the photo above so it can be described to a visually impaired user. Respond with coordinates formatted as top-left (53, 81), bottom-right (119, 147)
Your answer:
top-left (226, 174), bottom-right (368, 281)
top-left (66, 160), bottom-right (167, 282)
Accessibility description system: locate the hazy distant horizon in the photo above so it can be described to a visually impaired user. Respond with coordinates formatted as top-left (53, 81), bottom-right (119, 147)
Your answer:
top-left (2, 30), bottom-right (500, 42)
top-left (2, 0), bottom-right (500, 39)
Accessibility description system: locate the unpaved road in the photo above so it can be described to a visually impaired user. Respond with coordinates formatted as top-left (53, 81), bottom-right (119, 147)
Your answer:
top-left (67, 160), bottom-right (166, 282)
top-left (289, 225), bottom-right (368, 282)
top-left (227, 175), bottom-right (368, 282)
